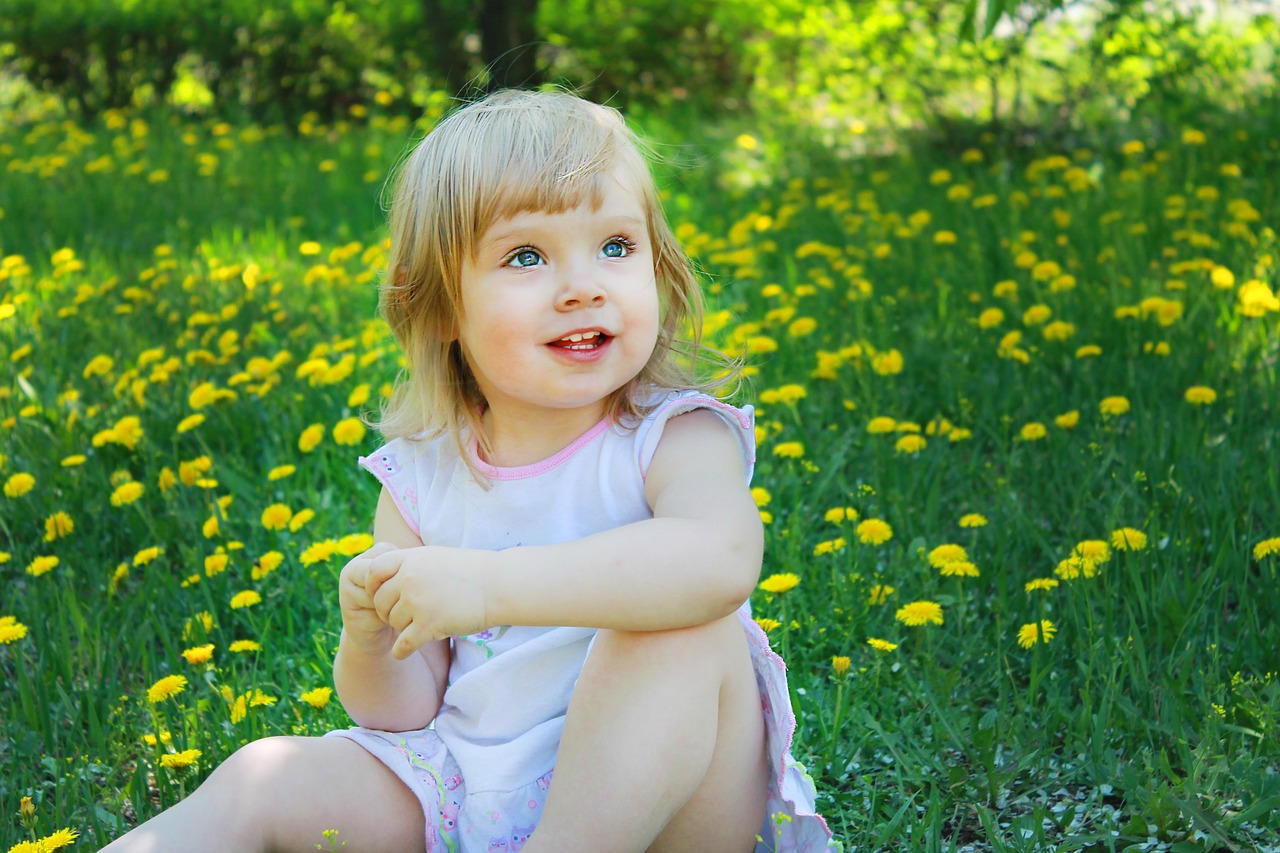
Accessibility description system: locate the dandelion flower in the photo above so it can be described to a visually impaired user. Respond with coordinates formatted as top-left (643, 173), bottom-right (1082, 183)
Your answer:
top-left (1254, 537), bottom-right (1280, 560)
top-left (43, 511), bottom-right (74, 542)
top-left (895, 434), bottom-right (927, 454)
top-left (867, 584), bottom-right (895, 605)
top-left (0, 615), bottom-right (29, 644)
top-left (26, 555), bottom-right (59, 577)
top-left (1024, 578), bottom-right (1059, 593)
top-left (229, 639), bottom-right (262, 653)
top-left (1184, 386), bottom-right (1216, 405)
top-left (959, 513), bottom-right (988, 528)
top-left (230, 590), bottom-right (262, 610)
top-left (867, 416), bottom-right (897, 434)
top-left (4, 472), bottom-right (35, 498)
top-left (856, 519), bottom-right (893, 545)
top-left (871, 349), bottom-right (903, 376)
top-left (772, 441), bottom-right (804, 458)
top-left (252, 551), bottom-right (285, 580)
top-left (751, 487), bottom-right (772, 507)
top-left (758, 573), bottom-right (801, 594)
top-left (1100, 396), bottom-right (1130, 417)
top-left (30, 828), bottom-right (80, 851)
top-left (300, 539), bottom-right (337, 565)
top-left (939, 560), bottom-right (980, 578)
top-left (755, 617), bottom-right (782, 633)
top-left (133, 546), bottom-right (162, 566)
top-left (867, 637), bottom-right (898, 652)
top-left (1017, 620), bottom-right (1057, 649)
top-left (110, 481), bottom-right (144, 506)
top-left (332, 417), bottom-right (367, 446)
top-left (928, 544), bottom-right (968, 568)
top-left (831, 656), bottom-right (852, 677)
top-left (300, 686), bottom-right (333, 709)
top-left (896, 600), bottom-right (943, 627)
top-left (813, 537), bottom-right (847, 556)
top-left (261, 503), bottom-right (293, 531)
top-left (268, 464), bottom-right (296, 481)
top-left (298, 423), bottom-right (324, 453)
top-left (824, 507), bottom-right (858, 523)
top-left (1110, 528), bottom-right (1148, 551)
top-left (181, 644), bottom-right (215, 665)
top-left (1073, 540), bottom-right (1111, 564)
top-left (147, 674), bottom-right (188, 704)
top-left (289, 508), bottom-right (315, 532)
top-left (1020, 422), bottom-right (1047, 441)
top-left (177, 413), bottom-right (205, 433)
top-left (337, 533), bottom-right (375, 556)
top-left (204, 553), bottom-right (229, 576)
top-left (1055, 411), bottom-right (1080, 429)
top-left (160, 749), bottom-right (202, 770)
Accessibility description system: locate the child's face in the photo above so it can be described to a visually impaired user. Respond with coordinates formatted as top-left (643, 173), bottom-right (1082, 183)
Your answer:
top-left (456, 168), bottom-right (660, 427)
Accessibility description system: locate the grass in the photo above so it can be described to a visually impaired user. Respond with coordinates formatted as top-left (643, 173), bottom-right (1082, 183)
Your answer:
top-left (1, 97), bottom-right (1279, 851)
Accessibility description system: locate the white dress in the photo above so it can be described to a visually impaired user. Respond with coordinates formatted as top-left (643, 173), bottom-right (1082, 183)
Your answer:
top-left (327, 390), bottom-right (838, 852)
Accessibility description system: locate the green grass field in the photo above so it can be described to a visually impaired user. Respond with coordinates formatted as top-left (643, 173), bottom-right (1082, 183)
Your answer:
top-left (2, 99), bottom-right (1279, 851)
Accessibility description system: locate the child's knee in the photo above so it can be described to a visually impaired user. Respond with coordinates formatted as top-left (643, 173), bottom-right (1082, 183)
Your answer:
top-left (589, 614), bottom-right (744, 674)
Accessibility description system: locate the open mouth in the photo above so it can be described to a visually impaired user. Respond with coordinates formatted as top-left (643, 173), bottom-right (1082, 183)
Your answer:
top-left (547, 331), bottom-right (611, 351)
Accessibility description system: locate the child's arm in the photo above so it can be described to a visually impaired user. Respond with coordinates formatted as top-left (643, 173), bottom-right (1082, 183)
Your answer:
top-left (367, 410), bottom-right (763, 658)
top-left (332, 488), bottom-right (450, 730)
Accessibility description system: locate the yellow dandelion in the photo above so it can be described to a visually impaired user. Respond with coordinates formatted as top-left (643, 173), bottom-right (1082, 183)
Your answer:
top-left (133, 546), bottom-right (162, 566)
top-left (895, 600), bottom-right (944, 627)
top-left (824, 507), bottom-right (858, 523)
top-left (289, 508), bottom-right (316, 532)
top-left (1099, 396), bottom-right (1130, 417)
top-left (928, 544), bottom-right (968, 568)
top-left (867, 416), bottom-right (897, 434)
top-left (0, 615), bottom-right (29, 644)
top-left (895, 434), bottom-right (927, 454)
top-left (1074, 540), bottom-right (1111, 564)
top-left (252, 550), bottom-right (285, 580)
top-left (1055, 410), bottom-right (1080, 429)
top-left (978, 307), bottom-right (1004, 329)
top-left (146, 674), bottom-right (188, 704)
top-left (43, 511), bottom-right (74, 542)
top-left (871, 349), bottom-right (904, 376)
top-left (261, 503), bottom-right (293, 531)
top-left (867, 637), bottom-right (898, 652)
top-left (4, 472), bottom-right (35, 498)
top-left (160, 749), bottom-right (202, 770)
top-left (1253, 537), bottom-right (1280, 559)
top-left (26, 555), bottom-right (59, 577)
top-left (1017, 620), bottom-right (1057, 649)
top-left (110, 480), bottom-right (144, 506)
top-left (298, 423), bottom-right (325, 453)
top-left (1025, 578), bottom-right (1059, 592)
top-left (204, 552), bottom-right (229, 576)
top-left (755, 617), bottom-right (782, 633)
top-left (1110, 528), bottom-right (1148, 551)
top-left (758, 573), bottom-right (801, 595)
top-left (939, 560), bottom-right (980, 577)
top-left (332, 417), bottom-right (367, 446)
top-left (229, 639), bottom-right (261, 653)
top-left (959, 513), bottom-right (987, 528)
top-left (751, 487), bottom-right (772, 507)
top-left (300, 686), bottom-right (333, 709)
top-left (1184, 386), bottom-right (1216, 405)
top-left (772, 442), bottom-right (805, 459)
top-left (230, 590), bottom-right (262, 610)
top-left (336, 533), bottom-right (375, 556)
top-left (1020, 422), bottom-right (1047, 441)
top-left (813, 537), bottom-right (847, 556)
top-left (268, 464), bottom-right (296, 481)
top-left (181, 644), bottom-right (215, 665)
top-left (831, 656), bottom-right (852, 677)
top-left (856, 518), bottom-right (893, 545)
top-left (868, 583), bottom-right (895, 605)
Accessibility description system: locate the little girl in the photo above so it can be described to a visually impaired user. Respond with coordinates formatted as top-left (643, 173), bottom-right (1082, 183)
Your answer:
top-left (103, 89), bottom-right (835, 853)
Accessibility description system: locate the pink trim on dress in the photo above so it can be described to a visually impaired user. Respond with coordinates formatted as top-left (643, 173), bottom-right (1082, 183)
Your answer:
top-left (357, 455), bottom-right (422, 539)
top-left (467, 417), bottom-right (612, 480)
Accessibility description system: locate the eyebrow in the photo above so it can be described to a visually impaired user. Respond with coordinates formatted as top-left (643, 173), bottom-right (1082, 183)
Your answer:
top-left (480, 213), bottom-right (647, 250)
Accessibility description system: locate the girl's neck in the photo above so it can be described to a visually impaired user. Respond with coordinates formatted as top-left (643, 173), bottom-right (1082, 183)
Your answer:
top-left (476, 400), bottom-right (609, 468)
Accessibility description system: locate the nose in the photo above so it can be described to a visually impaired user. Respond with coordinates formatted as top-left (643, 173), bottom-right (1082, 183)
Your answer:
top-left (555, 261), bottom-right (607, 310)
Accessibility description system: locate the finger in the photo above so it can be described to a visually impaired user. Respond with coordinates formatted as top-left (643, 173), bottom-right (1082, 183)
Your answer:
top-left (373, 578), bottom-right (398, 625)
top-left (365, 550), bottom-right (404, 601)
top-left (392, 620), bottom-right (438, 661)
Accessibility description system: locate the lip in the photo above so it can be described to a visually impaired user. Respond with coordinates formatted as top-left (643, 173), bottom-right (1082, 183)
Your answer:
top-left (545, 326), bottom-right (614, 345)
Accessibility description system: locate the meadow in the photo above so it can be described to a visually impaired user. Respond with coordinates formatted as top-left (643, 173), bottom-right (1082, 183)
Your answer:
top-left (2, 95), bottom-right (1279, 852)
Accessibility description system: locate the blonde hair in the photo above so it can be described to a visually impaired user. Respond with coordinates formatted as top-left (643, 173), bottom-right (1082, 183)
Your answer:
top-left (374, 88), bottom-right (736, 459)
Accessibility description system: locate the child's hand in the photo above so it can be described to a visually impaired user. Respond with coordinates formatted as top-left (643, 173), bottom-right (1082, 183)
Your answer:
top-left (338, 541), bottom-right (401, 654)
top-left (365, 546), bottom-right (493, 660)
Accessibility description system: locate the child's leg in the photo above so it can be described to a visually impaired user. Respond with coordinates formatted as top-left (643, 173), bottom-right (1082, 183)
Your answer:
top-left (526, 613), bottom-right (768, 853)
top-left (100, 735), bottom-right (425, 853)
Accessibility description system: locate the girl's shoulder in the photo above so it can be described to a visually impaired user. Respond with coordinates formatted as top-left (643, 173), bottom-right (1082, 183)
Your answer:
top-left (631, 389), bottom-right (756, 482)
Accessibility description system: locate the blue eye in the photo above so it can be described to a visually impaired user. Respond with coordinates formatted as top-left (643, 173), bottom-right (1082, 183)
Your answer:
top-left (505, 248), bottom-right (542, 268)
top-left (601, 238), bottom-right (635, 258)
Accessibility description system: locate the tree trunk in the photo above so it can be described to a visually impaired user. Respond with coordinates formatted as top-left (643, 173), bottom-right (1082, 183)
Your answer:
top-left (478, 0), bottom-right (541, 90)
top-left (420, 0), bottom-right (475, 92)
